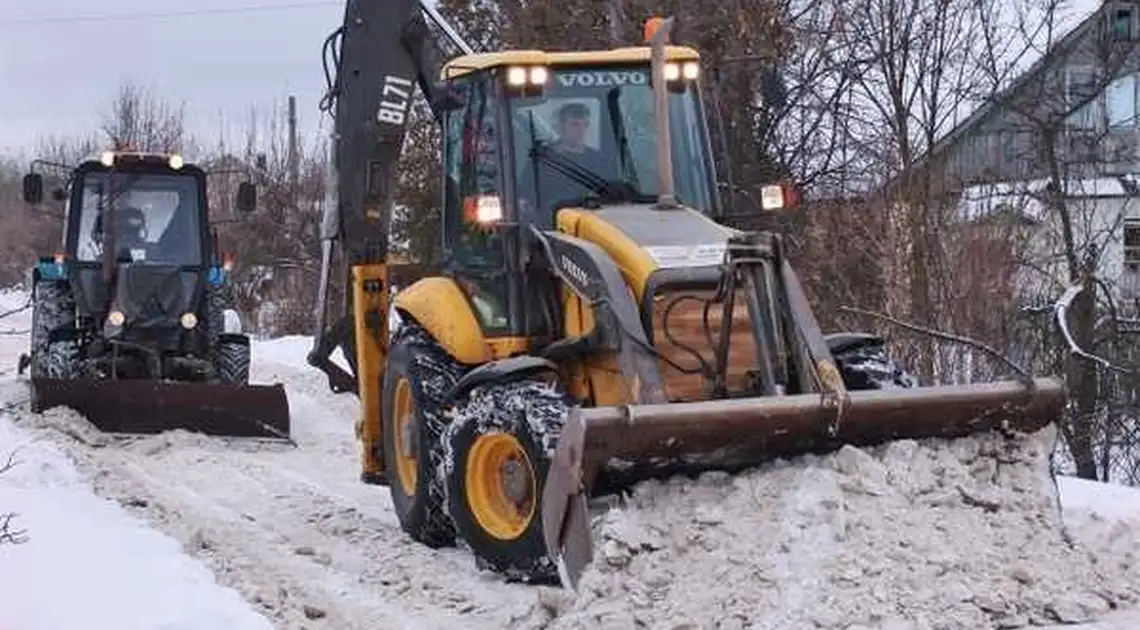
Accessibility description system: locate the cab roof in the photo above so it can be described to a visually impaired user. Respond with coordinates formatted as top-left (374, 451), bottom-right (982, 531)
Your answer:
top-left (441, 45), bottom-right (701, 80)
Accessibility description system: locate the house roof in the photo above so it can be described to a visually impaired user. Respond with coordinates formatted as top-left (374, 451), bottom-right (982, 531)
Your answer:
top-left (876, 2), bottom-right (1109, 196)
top-left (958, 174), bottom-right (1140, 222)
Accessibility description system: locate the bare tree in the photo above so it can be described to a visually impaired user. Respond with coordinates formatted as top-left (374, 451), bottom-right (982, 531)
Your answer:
top-left (0, 449), bottom-right (29, 546)
top-left (100, 82), bottom-right (192, 154)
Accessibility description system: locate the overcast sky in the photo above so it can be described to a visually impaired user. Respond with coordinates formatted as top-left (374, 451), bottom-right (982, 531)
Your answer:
top-left (0, 0), bottom-right (1104, 161)
top-left (0, 0), bottom-right (345, 158)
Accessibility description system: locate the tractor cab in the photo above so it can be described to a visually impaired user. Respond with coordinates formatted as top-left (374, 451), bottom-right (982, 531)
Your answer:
top-left (67, 152), bottom-right (209, 268)
top-left (21, 150), bottom-right (257, 358)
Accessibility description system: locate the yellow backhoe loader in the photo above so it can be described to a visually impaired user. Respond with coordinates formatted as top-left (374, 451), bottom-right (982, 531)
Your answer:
top-left (306, 0), bottom-right (1066, 588)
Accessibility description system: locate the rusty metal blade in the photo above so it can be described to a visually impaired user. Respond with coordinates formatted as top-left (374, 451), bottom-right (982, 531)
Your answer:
top-left (541, 377), bottom-right (1065, 590)
top-left (30, 377), bottom-right (291, 440)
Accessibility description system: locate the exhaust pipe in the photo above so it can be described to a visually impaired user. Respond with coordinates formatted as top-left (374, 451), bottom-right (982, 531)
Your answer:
top-left (541, 376), bottom-right (1066, 589)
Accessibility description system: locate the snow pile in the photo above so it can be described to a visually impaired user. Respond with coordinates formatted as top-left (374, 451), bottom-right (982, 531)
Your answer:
top-left (529, 425), bottom-right (1140, 630)
top-left (0, 415), bottom-right (275, 630)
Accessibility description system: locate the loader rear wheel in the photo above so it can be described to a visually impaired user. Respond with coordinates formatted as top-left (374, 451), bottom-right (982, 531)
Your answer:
top-left (443, 377), bottom-right (572, 584)
top-left (380, 322), bottom-right (462, 548)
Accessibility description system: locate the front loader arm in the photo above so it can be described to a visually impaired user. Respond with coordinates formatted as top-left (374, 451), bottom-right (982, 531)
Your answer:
top-left (307, 0), bottom-right (470, 397)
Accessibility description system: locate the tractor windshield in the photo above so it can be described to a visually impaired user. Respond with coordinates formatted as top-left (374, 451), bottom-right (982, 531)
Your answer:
top-left (509, 64), bottom-right (716, 226)
top-left (74, 171), bottom-right (204, 266)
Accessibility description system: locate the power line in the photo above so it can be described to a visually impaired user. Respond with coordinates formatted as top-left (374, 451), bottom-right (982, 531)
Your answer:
top-left (0, 2), bottom-right (341, 26)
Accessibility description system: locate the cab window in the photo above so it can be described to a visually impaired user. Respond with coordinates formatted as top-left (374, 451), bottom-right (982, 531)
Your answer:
top-left (508, 65), bottom-right (715, 225)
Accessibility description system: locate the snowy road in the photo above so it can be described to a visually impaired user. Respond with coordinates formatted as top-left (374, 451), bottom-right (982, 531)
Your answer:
top-left (0, 290), bottom-right (538, 629)
top-left (4, 285), bottom-right (1140, 629)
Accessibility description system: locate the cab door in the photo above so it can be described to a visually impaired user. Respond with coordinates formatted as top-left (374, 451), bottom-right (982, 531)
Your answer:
top-left (439, 71), bottom-right (516, 341)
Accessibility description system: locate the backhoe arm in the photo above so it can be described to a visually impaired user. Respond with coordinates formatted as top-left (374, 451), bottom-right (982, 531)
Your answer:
top-left (307, 0), bottom-right (469, 395)
top-left (306, 0), bottom-right (473, 481)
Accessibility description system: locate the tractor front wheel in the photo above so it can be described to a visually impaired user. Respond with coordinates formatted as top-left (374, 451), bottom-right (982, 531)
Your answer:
top-left (215, 333), bottom-right (251, 385)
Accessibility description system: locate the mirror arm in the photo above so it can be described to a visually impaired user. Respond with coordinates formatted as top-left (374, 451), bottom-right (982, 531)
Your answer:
top-left (29, 158), bottom-right (73, 174)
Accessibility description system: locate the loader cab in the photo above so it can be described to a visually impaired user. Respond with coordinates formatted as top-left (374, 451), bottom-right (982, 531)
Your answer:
top-left (437, 48), bottom-right (720, 337)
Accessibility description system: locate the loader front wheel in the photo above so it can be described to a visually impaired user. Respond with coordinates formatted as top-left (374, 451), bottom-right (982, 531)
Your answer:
top-left (443, 377), bottom-right (572, 584)
top-left (380, 322), bottom-right (462, 549)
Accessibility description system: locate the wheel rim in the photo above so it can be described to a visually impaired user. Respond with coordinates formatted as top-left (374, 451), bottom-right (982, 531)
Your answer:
top-left (392, 377), bottom-right (417, 496)
top-left (465, 432), bottom-right (536, 540)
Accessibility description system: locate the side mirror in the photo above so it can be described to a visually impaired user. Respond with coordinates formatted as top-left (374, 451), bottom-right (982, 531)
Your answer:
top-left (236, 182), bottom-right (257, 213)
top-left (431, 81), bottom-right (466, 112)
top-left (22, 173), bottom-right (44, 204)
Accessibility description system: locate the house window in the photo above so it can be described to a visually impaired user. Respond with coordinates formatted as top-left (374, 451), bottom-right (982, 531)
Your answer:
top-left (1066, 66), bottom-right (1099, 107)
top-left (1114, 7), bottom-right (1135, 40)
top-left (1000, 129), bottom-right (1018, 166)
top-left (1107, 73), bottom-right (1138, 127)
top-left (1125, 221), bottom-right (1140, 269)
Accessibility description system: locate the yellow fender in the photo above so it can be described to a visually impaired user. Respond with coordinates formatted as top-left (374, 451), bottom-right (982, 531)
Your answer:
top-left (393, 277), bottom-right (493, 365)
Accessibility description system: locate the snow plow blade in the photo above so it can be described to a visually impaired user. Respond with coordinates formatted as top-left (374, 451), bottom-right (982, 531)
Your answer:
top-left (541, 376), bottom-right (1066, 589)
top-left (29, 377), bottom-right (291, 440)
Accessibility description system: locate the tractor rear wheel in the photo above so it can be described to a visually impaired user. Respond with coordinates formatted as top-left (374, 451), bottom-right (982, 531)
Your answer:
top-left (29, 278), bottom-right (79, 382)
top-left (442, 377), bottom-right (572, 584)
top-left (380, 322), bottom-right (462, 548)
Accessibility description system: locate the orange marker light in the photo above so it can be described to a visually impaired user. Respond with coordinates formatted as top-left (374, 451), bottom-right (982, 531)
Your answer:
top-left (644, 17), bottom-right (664, 43)
top-left (222, 252), bottom-right (236, 271)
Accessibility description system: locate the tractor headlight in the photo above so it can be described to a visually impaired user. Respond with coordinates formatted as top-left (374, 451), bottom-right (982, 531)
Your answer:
top-left (681, 62), bottom-right (700, 80)
top-left (168, 154), bottom-right (184, 170)
top-left (528, 66), bottom-right (548, 85)
top-left (507, 66), bottom-right (528, 86)
top-left (100, 151), bottom-right (115, 167)
top-left (664, 63), bottom-right (681, 81)
top-left (108, 310), bottom-right (125, 326)
top-left (180, 312), bottom-right (198, 329)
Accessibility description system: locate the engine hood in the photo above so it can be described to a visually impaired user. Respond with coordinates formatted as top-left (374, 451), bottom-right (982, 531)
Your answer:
top-left (111, 265), bottom-right (200, 330)
top-left (590, 204), bottom-right (741, 267)
top-left (558, 204), bottom-right (743, 300)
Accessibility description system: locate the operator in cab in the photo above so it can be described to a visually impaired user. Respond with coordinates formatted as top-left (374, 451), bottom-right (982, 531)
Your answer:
top-left (549, 102), bottom-right (609, 172)
top-left (519, 101), bottom-right (618, 225)
top-left (82, 206), bottom-right (149, 261)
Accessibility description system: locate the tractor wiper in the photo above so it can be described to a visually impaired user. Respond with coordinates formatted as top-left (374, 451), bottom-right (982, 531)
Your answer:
top-left (530, 142), bottom-right (647, 204)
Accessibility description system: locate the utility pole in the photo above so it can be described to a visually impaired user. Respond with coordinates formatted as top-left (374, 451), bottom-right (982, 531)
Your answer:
top-left (287, 95), bottom-right (299, 208)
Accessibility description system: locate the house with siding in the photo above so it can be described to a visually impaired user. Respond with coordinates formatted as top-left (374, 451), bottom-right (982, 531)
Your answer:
top-left (887, 1), bottom-right (1140, 303)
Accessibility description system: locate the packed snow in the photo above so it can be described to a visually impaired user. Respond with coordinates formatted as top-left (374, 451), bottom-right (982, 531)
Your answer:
top-left (0, 419), bottom-right (276, 630)
top-left (4, 285), bottom-right (1140, 629)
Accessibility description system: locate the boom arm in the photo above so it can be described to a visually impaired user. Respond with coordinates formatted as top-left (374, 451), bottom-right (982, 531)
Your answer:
top-left (307, 0), bottom-right (472, 393)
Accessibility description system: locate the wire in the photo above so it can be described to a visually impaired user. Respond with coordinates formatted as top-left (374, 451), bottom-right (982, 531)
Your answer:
top-left (1, 2), bottom-right (340, 26)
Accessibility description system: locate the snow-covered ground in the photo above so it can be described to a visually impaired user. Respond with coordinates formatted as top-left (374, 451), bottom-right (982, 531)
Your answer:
top-left (4, 285), bottom-right (1140, 629)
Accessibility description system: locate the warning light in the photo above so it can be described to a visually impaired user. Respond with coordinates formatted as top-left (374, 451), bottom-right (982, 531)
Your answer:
top-left (643, 17), bottom-right (665, 43)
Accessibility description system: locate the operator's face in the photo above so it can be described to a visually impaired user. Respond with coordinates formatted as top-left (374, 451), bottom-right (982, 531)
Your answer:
top-left (560, 115), bottom-right (589, 149)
